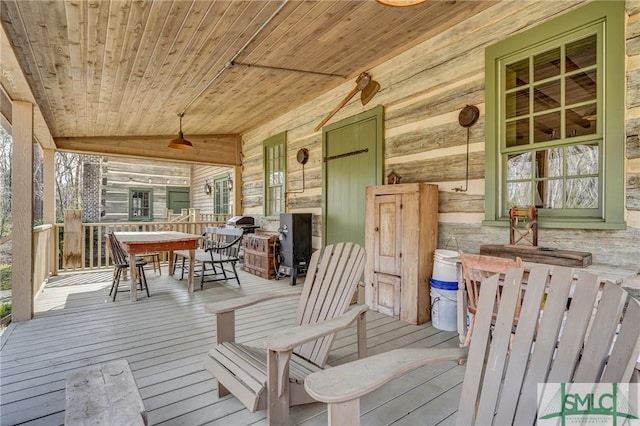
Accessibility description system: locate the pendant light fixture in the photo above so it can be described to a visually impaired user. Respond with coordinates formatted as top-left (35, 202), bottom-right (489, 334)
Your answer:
top-left (168, 113), bottom-right (194, 150)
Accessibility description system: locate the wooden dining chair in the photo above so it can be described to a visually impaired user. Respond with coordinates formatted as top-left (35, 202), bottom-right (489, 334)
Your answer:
top-left (459, 251), bottom-right (523, 346)
top-left (107, 233), bottom-right (149, 301)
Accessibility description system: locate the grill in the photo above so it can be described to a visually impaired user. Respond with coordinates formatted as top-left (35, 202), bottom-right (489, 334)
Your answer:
top-left (225, 216), bottom-right (260, 234)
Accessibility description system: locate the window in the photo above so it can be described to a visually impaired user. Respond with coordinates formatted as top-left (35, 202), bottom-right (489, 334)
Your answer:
top-left (263, 132), bottom-right (286, 217)
top-left (213, 174), bottom-right (231, 214)
top-left (129, 189), bottom-right (152, 221)
top-left (484, 2), bottom-right (625, 229)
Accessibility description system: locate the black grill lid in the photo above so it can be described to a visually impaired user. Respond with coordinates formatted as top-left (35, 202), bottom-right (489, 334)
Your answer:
top-left (226, 216), bottom-right (255, 226)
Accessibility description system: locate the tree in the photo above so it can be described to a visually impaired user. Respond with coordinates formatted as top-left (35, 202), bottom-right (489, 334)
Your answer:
top-left (0, 126), bottom-right (11, 237)
top-left (55, 152), bottom-right (83, 222)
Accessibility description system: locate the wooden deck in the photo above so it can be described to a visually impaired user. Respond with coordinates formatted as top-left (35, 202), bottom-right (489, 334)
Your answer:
top-left (0, 267), bottom-right (462, 426)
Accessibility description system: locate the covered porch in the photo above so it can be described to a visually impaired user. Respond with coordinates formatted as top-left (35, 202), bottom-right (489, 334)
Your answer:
top-left (1, 1), bottom-right (640, 423)
top-left (0, 268), bottom-right (461, 425)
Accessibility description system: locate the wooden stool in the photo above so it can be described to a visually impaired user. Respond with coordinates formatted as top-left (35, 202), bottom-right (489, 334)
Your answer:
top-left (137, 252), bottom-right (161, 275)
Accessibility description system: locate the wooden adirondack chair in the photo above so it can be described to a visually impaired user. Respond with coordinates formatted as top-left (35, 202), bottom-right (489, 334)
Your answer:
top-left (305, 266), bottom-right (640, 425)
top-left (203, 242), bottom-right (368, 425)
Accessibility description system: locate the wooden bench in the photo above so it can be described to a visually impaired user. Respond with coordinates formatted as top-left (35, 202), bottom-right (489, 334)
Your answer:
top-left (65, 359), bottom-right (147, 426)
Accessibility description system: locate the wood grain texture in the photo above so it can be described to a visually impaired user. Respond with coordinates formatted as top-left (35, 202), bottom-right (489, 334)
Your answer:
top-left (629, 135), bottom-right (640, 159)
top-left (11, 101), bottom-right (34, 321)
top-left (365, 184), bottom-right (438, 325)
top-left (55, 135), bottom-right (241, 166)
top-left (628, 172), bottom-right (640, 210)
top-left (65, 359), bottom-right (147, 426)
top-left (1, 0), bottom-right (495, 140)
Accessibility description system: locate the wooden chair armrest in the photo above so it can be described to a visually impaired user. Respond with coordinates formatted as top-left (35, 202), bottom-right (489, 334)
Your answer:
top-left (265, 305), bottom-right (368, 352)
top-left (205, 235), bottom-right (242, 252)
top-left (204, 293), bottom-right (301, 315)
top-left (304, 347), bottom-right (468, 404)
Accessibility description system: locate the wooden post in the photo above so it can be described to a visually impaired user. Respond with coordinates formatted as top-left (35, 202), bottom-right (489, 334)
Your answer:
top-left (233, 165), bottom-right (242, 216)
top-left (11, 101), bottom-right (34, 322)
top-left (42, 149), bottom-right (55, 224)
top-left (63, 210), bottom-right (83, 270)
top-left (189, 208), bottom-right (200, 222)
top-left (43, 148), bottom-right (57, 276)
top-left (328, 400), bottom-right (360, 426)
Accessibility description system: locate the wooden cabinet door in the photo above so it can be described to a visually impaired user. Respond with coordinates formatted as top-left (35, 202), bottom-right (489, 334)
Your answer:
top-left (372, 273), bottom-right (401, 318)
top-left (374, 194), bottom-right (402, 276)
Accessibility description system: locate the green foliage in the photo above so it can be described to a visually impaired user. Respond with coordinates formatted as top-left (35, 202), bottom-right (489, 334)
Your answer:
top-left (0, 302), bottom-right (11, 318)
top-left (0, 264), bottom-right (11, 291)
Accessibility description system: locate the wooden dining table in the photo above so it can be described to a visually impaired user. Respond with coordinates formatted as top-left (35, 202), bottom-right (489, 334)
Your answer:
top-left (114, 231), bottom-right (202, 301)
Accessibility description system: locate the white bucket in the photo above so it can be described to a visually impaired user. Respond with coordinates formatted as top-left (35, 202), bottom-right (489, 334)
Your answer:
top-left (432, 249), bottom-right (458, 282)
top-left (430, 279), bottom-right (458, 331)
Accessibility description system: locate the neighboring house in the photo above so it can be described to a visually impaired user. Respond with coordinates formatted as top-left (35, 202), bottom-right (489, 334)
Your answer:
top-left (99, 156), bottom-right (191, 222)
top-left (191, 164), bottom-right (236, 216)
top-left (75, 156), bottom-right (235, 223)
top-left (241, 1), bottom-right (640, 268)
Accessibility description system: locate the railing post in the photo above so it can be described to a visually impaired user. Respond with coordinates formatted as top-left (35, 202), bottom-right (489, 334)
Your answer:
top-left (53, 225), bottom-right (60, 276)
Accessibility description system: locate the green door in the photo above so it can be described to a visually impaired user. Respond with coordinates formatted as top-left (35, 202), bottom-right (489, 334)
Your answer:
top-left (167, 187), bottom-right (190, 212)
top-left (323, 106), bottom-right (383, 247)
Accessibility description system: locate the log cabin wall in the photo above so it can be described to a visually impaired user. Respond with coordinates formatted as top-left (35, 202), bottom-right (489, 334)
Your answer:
top-left (241, 0), bottom-right (640, 268)
top-left (101, 156), bottom-right (191, 222)
top-left (191, 164), bottom-right (234, 214)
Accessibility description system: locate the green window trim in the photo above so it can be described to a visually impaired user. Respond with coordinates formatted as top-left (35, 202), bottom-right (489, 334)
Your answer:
top-left (263, 131), bottom-right (287, 218)
top-left (128, 188), bottom-right (153, 221)
top-left (484, 1), bottom-right (625, 230)
top-left (213, 173), bottom-right (231, 215)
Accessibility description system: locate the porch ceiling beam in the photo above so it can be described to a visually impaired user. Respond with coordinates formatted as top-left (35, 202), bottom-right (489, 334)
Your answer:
top-left (54, 135), bottom-right (242, 166)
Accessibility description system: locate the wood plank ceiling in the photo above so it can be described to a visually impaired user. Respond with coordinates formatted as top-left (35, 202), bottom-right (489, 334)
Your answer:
top-left (0, 0), bottom-right (494, 162)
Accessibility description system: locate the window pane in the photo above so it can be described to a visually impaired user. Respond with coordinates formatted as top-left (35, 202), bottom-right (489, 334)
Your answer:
top-left (566, 177), bottom-right (598, 208)
top-left (566, 104), bottom-right (597, 138)
top-left (538, 179), bottom-right (563, 208)
top-left (566, 144), bottom-right (598, 176)
top-left (506, 89), bottom-right (529, 118)
top-left (506, 118), bottom-right (529, 147)
top-left (536, 148), bottom-right (563, 178)
top-left (507, 152), bottom-right (532, 180)
top-left (533, 112), bottom-right (561, 143)
top-left (506, 58), bottom-right (529, 89)
top-left (534, 80), bottom-right (560, 112)
top-left (534, 47), bottom-right (561, 81)
top-left (566, 70), bottom-right (596, 105)
top-left (507, 182), bottom-right (532, 206)
top-left (566, 34), bottom-right (597, 72)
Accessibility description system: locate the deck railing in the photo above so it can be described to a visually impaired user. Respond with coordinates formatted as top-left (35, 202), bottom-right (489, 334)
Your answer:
top-left (32, 225), bottom-right (53, 296)
top-left (54, 220), bottom-right (226, 273)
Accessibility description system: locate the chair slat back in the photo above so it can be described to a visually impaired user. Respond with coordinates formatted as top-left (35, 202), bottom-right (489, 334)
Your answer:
top-left (108, 233), bottom-right (129, 267)
top-left (209, 227), bottom-right (243, 259)
top-left (457, 266), bottom-right (640, 425)
top-left (459, 252), bottom-right (523, 314)
top-left (293, 243), bottom-right (366, 367)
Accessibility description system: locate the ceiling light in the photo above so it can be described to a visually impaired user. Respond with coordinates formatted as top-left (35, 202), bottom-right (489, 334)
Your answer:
top-left (376, 0), bottom-right (428, 6)
top-left (168, 113), bottom-right (193, 150)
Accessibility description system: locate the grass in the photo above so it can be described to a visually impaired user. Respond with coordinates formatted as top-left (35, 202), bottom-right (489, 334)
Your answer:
top-left (0, 302), bottom-right (10, 318)
top-left (0, 264), bottom-right (10, 291)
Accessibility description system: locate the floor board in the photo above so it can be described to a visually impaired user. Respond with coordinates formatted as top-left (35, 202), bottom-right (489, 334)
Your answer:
top-left (0, 266), bottom-right (461, 425)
